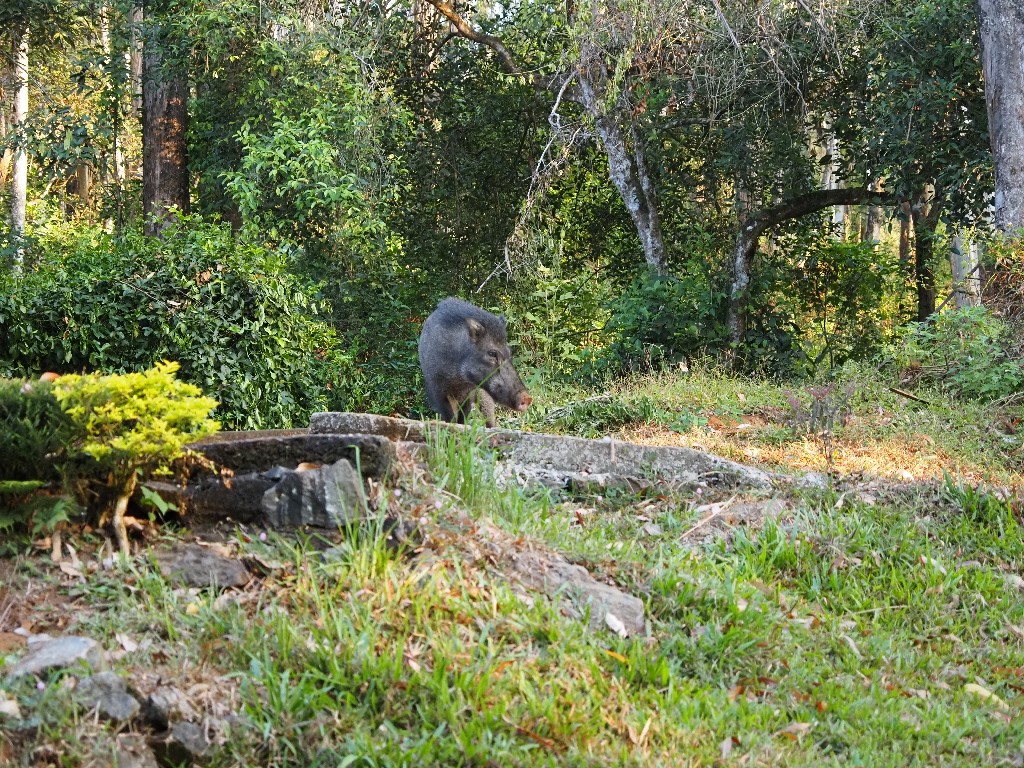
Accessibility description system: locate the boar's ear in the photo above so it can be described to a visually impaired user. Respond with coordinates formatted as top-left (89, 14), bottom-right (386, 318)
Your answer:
top-left (498, 315), bottom-right (507, 329)
top-left (466, 317), bottom-right (485, 342)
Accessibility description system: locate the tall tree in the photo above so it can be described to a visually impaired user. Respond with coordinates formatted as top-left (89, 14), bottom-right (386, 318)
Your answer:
top-left (976, 0), bottom-right (1024, 233)
top-left (833, 0), bottom-right (991, 322)
top-left (142, 0), bottom-right (189, 237)
top-left (10, 26), bottom-right (28, 271)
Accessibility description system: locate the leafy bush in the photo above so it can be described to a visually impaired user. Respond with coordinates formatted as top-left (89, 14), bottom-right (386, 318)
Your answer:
top-left (585, 271), bottom-right (723, 379)
top-left (788, 240), bottom-right (903, 368)
top-left (895, 306), bottom-right (1024, 400)
top-left (55, 362), bottom-right (218, 551)
top-left (0, 364), bottom-right (217, 547)
top-left (0, 219), bottom-right (355, 429)
top-left (0, 378), bottom-right (71, 482)
top-left (505, 263), bottom-right (611, 383)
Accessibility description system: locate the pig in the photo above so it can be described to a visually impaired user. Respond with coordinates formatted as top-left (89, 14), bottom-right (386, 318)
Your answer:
top-left (418, 297), bottom-right (532, 427)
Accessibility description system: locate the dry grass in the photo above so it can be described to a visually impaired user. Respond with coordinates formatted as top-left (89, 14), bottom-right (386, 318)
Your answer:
top-left (616, 413), bottom-right (1018, 487)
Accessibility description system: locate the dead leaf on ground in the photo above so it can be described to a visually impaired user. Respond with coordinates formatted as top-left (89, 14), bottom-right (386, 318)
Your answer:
top-left (775, 722), bottom-right (813, 741)
top-left (964, 683), bottom-right (1008, 709)
top-left (720, 735), bottom-right (735, 759)
top-left (605, 612), bottom-right (629, 638)
top-left (0, 692), bottom-right (22, 720)
top-left (58, 562), bottom-right (84, 580)
top-left (626, 716), bottom-right (653, 747)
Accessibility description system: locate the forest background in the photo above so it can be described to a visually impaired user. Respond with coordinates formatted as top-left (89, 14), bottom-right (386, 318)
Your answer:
top-left (2, 0), bottom-right (1023, 429)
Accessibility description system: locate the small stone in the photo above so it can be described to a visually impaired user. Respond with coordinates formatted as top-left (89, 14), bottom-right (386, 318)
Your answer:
top-left (76, 672), bottom-right (141, 722)
top-left (154, 544), bottom-right (250, 590)
top-left (115, 734), bottom-right (160, 768)
top-left (152, 721), bottom-right (210, 765)
top-left (140, 685), bottom-right (196, 730)
top-left (5, 636), bottom-right (104, 680)
top-left (511, 551), bottom-right (645, 637)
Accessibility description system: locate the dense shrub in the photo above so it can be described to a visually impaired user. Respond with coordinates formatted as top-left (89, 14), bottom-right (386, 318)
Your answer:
top-left (788, 240), bottom-right (904, 369)
top-left (0, 364), bottom-right (218, 548)
top-left (0, 220), bottom-right (355, 429)
top-left (55, 362), bottom-right (219, 551)
top-left (0, 378), bottom-right (71, 482)
top-left (895, 306), bottom-right (1024, 400)
top-left (585, 271), bottom-right (724, 378)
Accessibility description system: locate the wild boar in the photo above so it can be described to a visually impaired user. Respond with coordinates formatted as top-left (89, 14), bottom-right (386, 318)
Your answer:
top-left (418, 298), bottom-right (531, 427)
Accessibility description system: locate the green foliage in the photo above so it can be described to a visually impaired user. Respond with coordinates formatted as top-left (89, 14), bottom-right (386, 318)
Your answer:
top-left (192, 6), bottom-right (408, 267)
top-left (789, 240), bottom-right (904, 368)
top-left (0, 494), bottom-right (77, 541)
top-left (942, 474), bottom-right (1020, 534)
top-left (0, 219), bottom-right (355, 429)
top-left (833, 0), bottom-right (991, 222)
top-left (0, 378), bottom-right (72, 482)
top-left (586, 271), bottom-right (723, 378)
top-left (506, 262), bottom-right (611, 382)
top-left (537, 393), bottom-right (662, 438)
top-left (896, 307), bottom-right (1024, 400)
top-left (53, 361), bottom-right (219, 486)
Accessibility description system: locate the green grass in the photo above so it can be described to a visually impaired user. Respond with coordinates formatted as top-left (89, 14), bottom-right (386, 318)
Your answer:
top-left (3, 373), bottom-right (1024, 766)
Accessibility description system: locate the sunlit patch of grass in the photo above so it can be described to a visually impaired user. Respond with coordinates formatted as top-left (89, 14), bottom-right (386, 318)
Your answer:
top-left (574, 369), bottom-right (1024, 485)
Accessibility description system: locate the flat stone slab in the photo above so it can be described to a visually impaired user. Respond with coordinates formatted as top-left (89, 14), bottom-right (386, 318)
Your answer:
top-left (311, 412), bottom-right (429, 442)
top-left (153, 544), bottom-right (250, 589)
top-left (309, 412), bottom-right (773, 490)
top-left (5, 636), bottom-right (104, 680)
top-left (190, 433), bottom-right (394, 478)
top-left (489, 432), bottom-right (773, 489)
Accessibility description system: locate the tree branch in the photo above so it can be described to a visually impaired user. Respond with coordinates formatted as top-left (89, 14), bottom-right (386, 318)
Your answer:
top-left (748, 187), bottom-right (896, 235)
top-left (421, 0), bottom-right (522, 75)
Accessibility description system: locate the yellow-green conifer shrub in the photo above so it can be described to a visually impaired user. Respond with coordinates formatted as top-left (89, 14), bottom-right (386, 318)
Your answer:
top-left (54, 361), bottom-right (219, 553)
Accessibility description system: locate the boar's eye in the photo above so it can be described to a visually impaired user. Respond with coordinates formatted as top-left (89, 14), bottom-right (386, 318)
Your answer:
top-left (487, 350), bottom-right (500, 364)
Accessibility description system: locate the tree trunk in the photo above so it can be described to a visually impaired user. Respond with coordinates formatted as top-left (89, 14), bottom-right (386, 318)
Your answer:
top-left (910, 187), bottom-right (941, 321)
top-left (142, 1), bottom-right (189, 237)
top-left (950, 231), bottom-right (982, 308)
top-left (130, 5), bottom-right (144, 115)
top-left (976, 0), bottom-right (1024, 233)
top-left (10, 28), bottom-right (28, 272)
top-left (899, 200), bottom-right (912, 264)
top-left (0, 71), bottom-right (10, 187)
top-left (577, 61), bottom-right (667, 276)
top-left (726, 187), bottom-right (894, 348)
top-left (76, 163), bottom-right (92, 211)
top-left (821, 136), bottom-right (848, 237)
top-left (861, 179), bottom-right (884, 245)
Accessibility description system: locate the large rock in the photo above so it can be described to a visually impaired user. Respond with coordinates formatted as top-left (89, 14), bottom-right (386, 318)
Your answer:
top-left (310, 412), bottom-right (430, 442)
top-left (4, 636), bottom-right (104, 680)
top-left (490, 432), bottom-right (773, 490)
top-left (191, 433), bottom-right (394, 478)
top-left (308, 412), bottom-right (776, 491)
top-left (262, 459), bottom-right (366, 529)
top-left (152, 471), bottom-right (278, 524)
